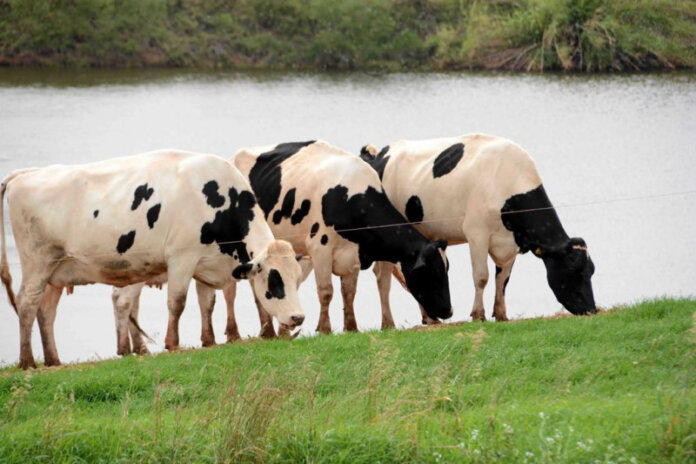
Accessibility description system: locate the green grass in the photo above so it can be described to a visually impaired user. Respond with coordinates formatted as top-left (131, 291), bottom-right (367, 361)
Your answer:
top-left (0, 299), bottom-right (694, 463)
top-left (1, 0), bottom-right (695, 71)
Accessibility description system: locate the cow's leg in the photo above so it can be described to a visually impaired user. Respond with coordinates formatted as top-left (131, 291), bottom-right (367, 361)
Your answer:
top-left (222, 281), bottom-right (241, 342)
top-left (112, 285), bottom-right (139, 356)
top-left (373, 261), bottom-right (395, 329)
top-left (255, 292), bottom-right (277, 338)
top-left (36, 284), bottom-right (62, 367)
top-left (17, 275), bottom-right (50, 369)
top-left (468, 234), bottom-right (490, 322)
top-left (196, 281), bottom-right (216, 347)
top-left (419, 305), bottom-right (441, 325)
top-left (341, 267), bottom-right (359, 332)
top-left (164, 261), bottom-right (196, 351)
top-left (128, 291), bottom-right (150, 355)
top-left (313, 253), bottom-right (334, 335)
top-left (493, 257), bottom-right (515, 322)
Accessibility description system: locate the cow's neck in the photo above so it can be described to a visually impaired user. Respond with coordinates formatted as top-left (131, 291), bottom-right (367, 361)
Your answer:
top-left (500, 184), bottom-right (569, 254)
top-left (323, 185), bottom-right (428, 268)
top-left (245, 220), bottom-right (277, 263)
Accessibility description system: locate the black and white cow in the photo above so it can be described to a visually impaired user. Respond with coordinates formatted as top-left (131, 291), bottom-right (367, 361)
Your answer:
top-left (360, 134), bottom-right (596, 322)
top-left (0, 150), bottom-right (306, 369)
top-left (230, 140), bottom-right (453, 333)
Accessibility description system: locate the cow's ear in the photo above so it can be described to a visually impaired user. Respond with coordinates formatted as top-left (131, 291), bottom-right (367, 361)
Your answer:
top-left (435, 239), bottom-right (447, 251)
top-left (232, 262), bottom-right (255, 280)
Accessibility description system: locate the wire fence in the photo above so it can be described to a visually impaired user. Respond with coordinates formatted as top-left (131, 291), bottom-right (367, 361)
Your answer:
top-left (3, 188), bottom-right (696, 266)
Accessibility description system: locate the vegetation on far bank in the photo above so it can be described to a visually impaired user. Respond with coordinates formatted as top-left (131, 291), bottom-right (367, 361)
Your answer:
top-left (0, 298), bottom-right (694, 463)
top-left (1, 0), bottom-right (695, 72)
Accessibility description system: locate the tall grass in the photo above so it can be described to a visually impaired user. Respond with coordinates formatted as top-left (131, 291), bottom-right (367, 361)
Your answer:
top-left (0, 0), bottom-right (694, 71)
top-left (0, 299), bottom-right (694, 462)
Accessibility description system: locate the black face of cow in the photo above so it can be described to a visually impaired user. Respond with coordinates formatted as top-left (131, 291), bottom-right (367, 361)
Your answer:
top-left (541, 237), bottom-right (596, 315)
top-left (401, 239), bottom-right (453, 320)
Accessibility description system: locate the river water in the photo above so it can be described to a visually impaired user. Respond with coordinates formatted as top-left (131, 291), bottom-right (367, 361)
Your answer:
top-left (0, 69), bottom-right (694, 366)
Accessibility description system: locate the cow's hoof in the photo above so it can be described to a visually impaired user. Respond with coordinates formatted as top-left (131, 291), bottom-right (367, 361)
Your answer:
top-left (316, 325), bottom-right (332, 335)
top-left (381, 319), bottom-right (396, 330)
top-left (44, 357), bottom-right (61, 367)
top-left (164, 343), bottom-right (179, 352)
top-left (225, 328), bottom-right (241, 343)
top-left (344, 322), bottom-right (358, 332)
top-left (117, 346), bottom-right (132, 356)
top-left (259, 327), bottom-right (276, 339)
top-left (201, 337), bottom-right (216, 348)
top-left (19, 358), bottom-right (37, 370)
top-left (494, 315), bottom-right (509, 322)
top-left (133, 345), bottom-right (150, 355)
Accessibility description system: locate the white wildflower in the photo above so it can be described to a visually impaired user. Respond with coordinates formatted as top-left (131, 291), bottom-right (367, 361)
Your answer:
top-left (471, 429), bottom-right (479, 440)
top-left (538, 412), bottom-right (546, 420)
top-left (546, 437), bottom-right (555, 444)
top-left (525, 451), bottom-right (535, 458)
top-left (503, 423), bottom-right (514, 434)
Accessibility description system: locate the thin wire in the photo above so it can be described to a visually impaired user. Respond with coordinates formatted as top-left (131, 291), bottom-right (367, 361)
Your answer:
top-left (5, 188), bottom-right (696, 265)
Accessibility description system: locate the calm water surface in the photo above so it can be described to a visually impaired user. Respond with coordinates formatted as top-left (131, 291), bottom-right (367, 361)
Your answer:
top-left (1, 69), bottom-right (694, 365)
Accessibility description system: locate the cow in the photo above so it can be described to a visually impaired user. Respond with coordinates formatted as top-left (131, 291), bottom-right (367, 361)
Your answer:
top-left (0, 150), bottom-right (306, 369)
top-left (359, 134), bottom-right (596, 322)
top-left (231, 140), bottom-right (453, 334)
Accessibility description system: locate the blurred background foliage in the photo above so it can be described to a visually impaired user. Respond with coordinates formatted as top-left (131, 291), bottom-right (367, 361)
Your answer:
top-left (1, 0), bottom-right (695, 71)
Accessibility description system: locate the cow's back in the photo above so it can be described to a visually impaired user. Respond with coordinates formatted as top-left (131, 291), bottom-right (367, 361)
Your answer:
top-left (6, 150), bottom-right (261, 287)
top-left (234, 140), bottom-right (384, 253)
top-left (380, 134), bottom-right (543, 241)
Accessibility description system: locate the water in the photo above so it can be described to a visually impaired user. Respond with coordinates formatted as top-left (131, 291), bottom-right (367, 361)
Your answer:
top-left (1, 69), bottom-right (694, 366)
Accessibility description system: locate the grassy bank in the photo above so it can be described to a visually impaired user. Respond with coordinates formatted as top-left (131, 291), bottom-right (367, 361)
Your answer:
top-left (1, 0), bottom-right (695, 71)
top-left (0, 299), bottom-right (694, 463)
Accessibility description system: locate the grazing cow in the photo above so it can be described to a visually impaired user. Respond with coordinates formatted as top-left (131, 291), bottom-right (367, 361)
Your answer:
top-left (0, 150), bottom-right (306, 369)
top-left (360, 134), bottom-right (596, 322)
top-left (232, 140), bottom-right (453, 334)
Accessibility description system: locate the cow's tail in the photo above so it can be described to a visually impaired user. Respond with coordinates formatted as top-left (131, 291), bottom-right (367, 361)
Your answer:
top-left (0, 175), bottom-right (17, 314)
top-left (128, 313), bottom-right (155, 344)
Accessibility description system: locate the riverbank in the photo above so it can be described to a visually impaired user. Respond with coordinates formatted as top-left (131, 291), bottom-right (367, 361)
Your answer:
top-left (1, 299), bottom-right (693, 463)
top-left (1, 0), bottom-right (695, 72)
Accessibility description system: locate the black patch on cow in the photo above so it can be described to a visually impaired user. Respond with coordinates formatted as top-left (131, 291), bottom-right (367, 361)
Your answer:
top-left (359, 145), bottom-right (390, 180)
top-left (500, 184), bottom-right (568, 254)
top-left (310, 222), bottom-right (320, 238)
top-left (291, 199), bottom-right (311, 225)
top-left (321, 234), bottom-right (328, 245)
top-left (131, 183), bottom-right (154, 210)
top-left (432, 143), bottom-right (464, 178)
top-left (273, 188), bottom-right (296, 224)
top-left (405, 195), bottom-right (424, 223)
top-left (147, 203), bottom-right (161, 229)
top-left (266, 269), bottom-right (286, 300)
top-left (116, 230), bottom-right (136, 254)
top-left (321, 185), bottom-right (428, 269)
top-left (200, 187), bottom-right (257, 262)
top-left (93, 210), bottom-right (99, 218)
top-left (248, 141), bottom-right (315, 218)
top-left (202, 181), bottom-right (226, 208)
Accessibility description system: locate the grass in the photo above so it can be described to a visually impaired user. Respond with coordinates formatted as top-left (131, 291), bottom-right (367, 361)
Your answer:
top-left (0, 0), bottom-right (695, 71)
top-left (0, 298), bottom-right (694, 463)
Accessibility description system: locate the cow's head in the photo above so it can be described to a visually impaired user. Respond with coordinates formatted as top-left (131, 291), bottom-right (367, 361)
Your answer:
top-left (537, 237), bottom-right (596, 315)
top-left (401, 239), bottom-right (453, 320)
top-left (232, 240), bottom-right (306, 330)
